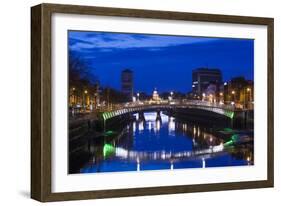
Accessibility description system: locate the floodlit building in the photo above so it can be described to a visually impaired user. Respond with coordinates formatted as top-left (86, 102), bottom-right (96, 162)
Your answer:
top-left (149, 88), bottom-right (161, 104)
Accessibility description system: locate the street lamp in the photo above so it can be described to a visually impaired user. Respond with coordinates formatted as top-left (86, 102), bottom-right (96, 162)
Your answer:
top-left (83, 90), bottom-right (88, 111)
top-left (132, 96), bottom-right (136, 102)
top-left (247, 88), bottom-right (252, 108)
top-left (219, 92), bottom-right (224, 104)
top-left (202, 93), bottom-right (206, 101)
top-left (71, 87), bottom-right (76, 106)
top-left (137, 93), bottom-right (140, 102)
top-left (209, 94), bottom-right (213, 103)
top-left (231, 90), bottom-right (236, 105)
top-left (170, 91), bottom-right (173, 101)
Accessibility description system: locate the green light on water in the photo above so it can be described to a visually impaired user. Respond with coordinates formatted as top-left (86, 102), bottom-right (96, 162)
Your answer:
top-left (231, 134), bottom-right (239, 142)
top-left (105, 130), bottom-right (115, 136)
top-left (223, 128), bottom-right (233, 132)
top-left (224, 140), bottom-right (234, 147)
top-left (103, 144), bottom-right (116, 158)
top-left (224, 134), bottom-right (240, 147)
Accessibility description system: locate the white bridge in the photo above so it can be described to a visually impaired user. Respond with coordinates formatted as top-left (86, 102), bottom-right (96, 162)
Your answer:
top-left (100, 101), bottom-right (236, 121)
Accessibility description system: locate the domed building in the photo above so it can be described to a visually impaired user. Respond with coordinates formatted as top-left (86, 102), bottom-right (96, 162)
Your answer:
top-left (150, 88), bottom-right (161, 103)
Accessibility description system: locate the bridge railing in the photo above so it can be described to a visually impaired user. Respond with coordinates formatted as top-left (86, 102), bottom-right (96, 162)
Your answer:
top-left (114, 100), bottom-right (236, 111)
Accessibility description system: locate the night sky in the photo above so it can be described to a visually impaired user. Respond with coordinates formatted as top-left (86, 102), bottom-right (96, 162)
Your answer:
top-left (68, 31), bottom-right (254, 94)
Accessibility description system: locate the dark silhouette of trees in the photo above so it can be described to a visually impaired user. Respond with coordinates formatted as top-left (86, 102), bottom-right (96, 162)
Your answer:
top-left (69, 51), bottom-right (99, 107)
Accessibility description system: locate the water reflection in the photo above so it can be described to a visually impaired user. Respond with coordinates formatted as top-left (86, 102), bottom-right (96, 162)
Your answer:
top-left (79, 112), bottom-right (253, 173)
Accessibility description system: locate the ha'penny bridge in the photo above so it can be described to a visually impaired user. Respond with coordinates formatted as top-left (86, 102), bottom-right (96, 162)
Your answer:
top-left (98, 101), bottom-right (252, 130)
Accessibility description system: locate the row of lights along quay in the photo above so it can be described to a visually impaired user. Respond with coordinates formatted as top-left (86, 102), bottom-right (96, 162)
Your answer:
top-left (69, 67), bottom-right (253, 117)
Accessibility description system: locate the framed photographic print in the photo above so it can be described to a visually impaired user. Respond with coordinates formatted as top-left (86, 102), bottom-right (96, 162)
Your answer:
top-left (31, 3), bottom-right (274, 202)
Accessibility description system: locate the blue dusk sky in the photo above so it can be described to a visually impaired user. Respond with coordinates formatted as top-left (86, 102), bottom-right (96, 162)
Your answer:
top-left (68, 31), bottom-right (254, 94)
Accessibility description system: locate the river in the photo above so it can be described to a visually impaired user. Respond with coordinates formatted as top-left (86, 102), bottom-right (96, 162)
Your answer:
top-left (79, 112), bottom-right (253, 173)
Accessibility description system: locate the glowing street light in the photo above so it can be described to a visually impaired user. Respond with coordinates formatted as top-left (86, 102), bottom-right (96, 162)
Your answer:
top-left (132, 96), bottom-right (136, 102)
top-left (247, 88), bottom-right (251, 92)
top-left (202, 93), bottom-right (206, 101)
top-left (224, 82), bottom-right (228, 86)
top-left (209, 94), bottom-right (214, 103)
top-left (231, 90), bottom-right (235, 95)
top-left (84, 90), bottom-right (88, 94)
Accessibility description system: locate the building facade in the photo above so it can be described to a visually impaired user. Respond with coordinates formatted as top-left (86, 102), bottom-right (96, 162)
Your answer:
top-left (192, 68), bottom-right (222, 97)
top-left (121, 69), bottom-right (134, 100)
top-left (223, 77), bottom-right (253, 109)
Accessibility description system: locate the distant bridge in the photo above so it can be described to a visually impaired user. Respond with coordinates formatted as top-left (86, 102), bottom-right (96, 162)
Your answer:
top-left (100, 101), bottom-right (237, 122)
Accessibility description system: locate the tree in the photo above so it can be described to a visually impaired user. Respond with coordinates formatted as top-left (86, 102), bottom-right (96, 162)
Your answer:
top-left (68, 51), bottom-right (99, 107)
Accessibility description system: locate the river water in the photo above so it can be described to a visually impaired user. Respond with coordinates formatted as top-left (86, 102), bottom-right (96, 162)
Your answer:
top-left (80, 112), bottom-right (253, 173)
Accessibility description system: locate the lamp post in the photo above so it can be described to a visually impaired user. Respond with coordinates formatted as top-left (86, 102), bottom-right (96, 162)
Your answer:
top-left (219, 92), bottom-right (223, 104)
top-left (202, 93), bottom-right (206, 101)
top-left (209, 94), bottom-right (213, 103)
top-left (170, 91), bottom-right (173, 101)
top-left (84, 90), bottom-right (88, 111)
top-left (247, 88), bottom-right (252, 109)
top-left (231, 90), bottom-right (235, 102)
top-left (71, 87), bottom-right (76, 106)
top-left (71, 87), bottom-right (76, 115)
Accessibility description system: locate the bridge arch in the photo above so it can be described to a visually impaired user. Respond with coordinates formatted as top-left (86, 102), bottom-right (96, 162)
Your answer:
top-left (100, 103), bottom-right (235, 122)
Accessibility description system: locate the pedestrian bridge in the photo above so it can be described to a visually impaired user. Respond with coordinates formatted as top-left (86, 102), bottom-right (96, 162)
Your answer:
top-left (100, 101), bottom-right (236, 121)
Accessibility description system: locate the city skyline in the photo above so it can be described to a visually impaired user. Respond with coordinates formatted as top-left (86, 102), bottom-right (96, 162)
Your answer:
top-left (69, 31), bottom-right (254, 93)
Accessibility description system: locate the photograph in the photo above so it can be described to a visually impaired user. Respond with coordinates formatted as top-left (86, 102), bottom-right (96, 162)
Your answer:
top-left (68, 30), bottom-right (254, 174)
